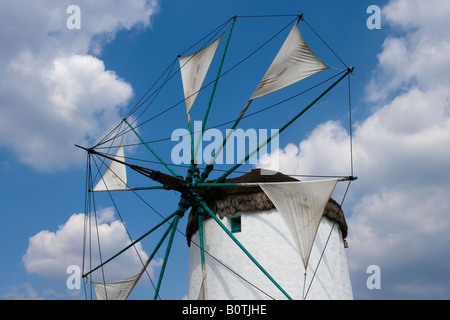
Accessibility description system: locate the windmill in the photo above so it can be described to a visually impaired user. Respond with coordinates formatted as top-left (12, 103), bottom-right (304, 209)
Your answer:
top-left (76, 14), bottom-right (356, 300)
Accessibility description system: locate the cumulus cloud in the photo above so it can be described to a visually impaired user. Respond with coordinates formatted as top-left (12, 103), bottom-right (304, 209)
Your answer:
top-left (258, 120), bottom-right (352, 178)
top-left (0, 0), bottom-right (159, 171)
top-left (367, 0), bottom-right (450, 100)
top-left (258, 0), bottom-right (450, 298)
top-left (23, 207), bottom-right (160, 283)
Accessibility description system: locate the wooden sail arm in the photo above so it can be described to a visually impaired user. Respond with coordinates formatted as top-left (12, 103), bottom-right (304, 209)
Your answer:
top-left (75, 144), bottom-right (188, 192)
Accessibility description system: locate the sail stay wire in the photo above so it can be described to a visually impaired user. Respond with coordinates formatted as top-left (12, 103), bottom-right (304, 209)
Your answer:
top-left (304, 71), bottom-right (355, 300)
top-left (301, 17), bottom-right (349, 70)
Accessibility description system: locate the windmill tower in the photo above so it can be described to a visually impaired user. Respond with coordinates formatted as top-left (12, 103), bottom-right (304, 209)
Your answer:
top-left (186, 169), bottom-right (353, 300)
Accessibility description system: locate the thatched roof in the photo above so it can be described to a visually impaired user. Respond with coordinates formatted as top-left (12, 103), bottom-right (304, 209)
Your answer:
top-left (186, 168), bottom-right (348, 246)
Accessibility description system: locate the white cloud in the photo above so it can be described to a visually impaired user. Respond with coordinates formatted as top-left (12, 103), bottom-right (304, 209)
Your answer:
top-left (0, 0), bottom-right (159, 171)
top-left (2, 54), bottom-right (133, 170)
top-left (367, 0), bottom-right (450, 101)
top-left (23, 207), bottom-right (161, 283)
top-left (258, 0), bottom-right (450, 298)
top-left (3, 283), bottom-right (45, 300)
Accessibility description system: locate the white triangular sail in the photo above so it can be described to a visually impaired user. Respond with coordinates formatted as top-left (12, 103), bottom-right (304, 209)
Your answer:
top-left (93, 274), bottom-right (140, 300)
top-left (93, 256), bottom-right (153, 300)
top-left (179, 37), bottom-right (221, 123)
top-left (251, 21), bottom-right (328, 100)
top-left (259, 179), bottom-right (338, 269)
top-left (93, 140), bottom-right (127, 191)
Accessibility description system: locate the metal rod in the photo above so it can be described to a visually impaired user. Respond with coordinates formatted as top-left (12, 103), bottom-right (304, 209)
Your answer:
top-left (198, 213), bottom-right (206, 265)
top-left (153, 214), bottom-right (180, 300)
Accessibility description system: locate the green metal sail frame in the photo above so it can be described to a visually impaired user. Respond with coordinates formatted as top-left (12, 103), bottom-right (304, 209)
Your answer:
top-left (81, 15), bottom-right (355, 300)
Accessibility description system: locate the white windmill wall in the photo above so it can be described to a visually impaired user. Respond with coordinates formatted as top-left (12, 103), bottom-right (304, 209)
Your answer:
top-left (187, 208), bottom-right (353, 300)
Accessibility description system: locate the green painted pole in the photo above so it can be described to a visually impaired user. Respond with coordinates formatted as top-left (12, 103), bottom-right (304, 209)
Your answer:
top-left (131, 185), bottom-right (167, 191)
top-left (198, 212), bottom-right (206, 265)
top-left (92, 176), bottom-right (357, 195)
top-left (122, 219), bottom-right (176, 300)
top-left (153, 214), bottom-right (180, 300)
top-left (218, 68), bottom-right (353, 182)
top-left (124, 119), bottom-right (179, 177)
top-left (201, 17), bottom-right (236, 133)
top-left (196, 196), bottom-right (293, 300)
top-left (83, 211), bottom-right (177, 278)
top-left (203, 16), bottom-right (301, 168)
top-left (187, 177), bottom-right (357, 190)
top-left (145, 219), bottom-right (176, 265)
top-left (193, 17), bottom-right (236, 177)
top-left (188, 120), bottom-right (195, 164)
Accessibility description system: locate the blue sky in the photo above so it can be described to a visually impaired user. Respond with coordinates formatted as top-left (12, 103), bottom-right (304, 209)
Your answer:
top-left (1, 0), bottom-right (450, 300)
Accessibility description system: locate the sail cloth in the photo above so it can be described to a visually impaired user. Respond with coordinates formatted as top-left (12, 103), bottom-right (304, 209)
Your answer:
top-left (92, 255), bottom-right (154, 300)
top-left (179, 37), bottom-right (221, 123)
top-left (92, 140), bottom-right (128, 191)
top-left (259, 179), bottom-right (338, 269)
top-left (251, 21), bottom-right (328, 100)
top-left (93, 274), bottom-right (140, 300)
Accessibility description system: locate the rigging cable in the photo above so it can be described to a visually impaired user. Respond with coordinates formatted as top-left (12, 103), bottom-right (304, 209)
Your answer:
top-left (85, 155), bottom-right (109, 299)
top-left (90, 155), bottom-right (160, 298)
top-left (301, 17), bottom-right (349, 70)
top-left (303, 72), bottom-right (355, 300)
top-left (82, 152), bottom-right (91, 299)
